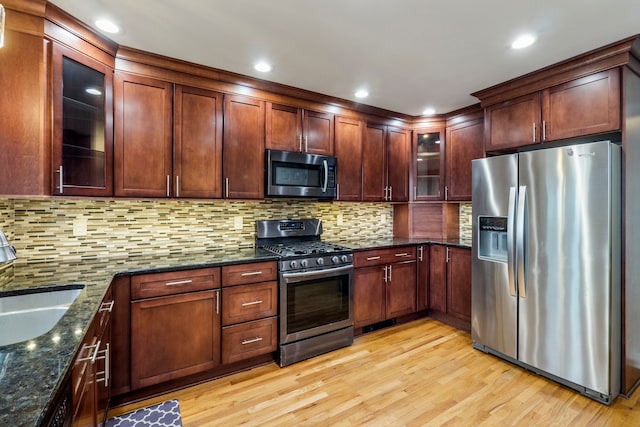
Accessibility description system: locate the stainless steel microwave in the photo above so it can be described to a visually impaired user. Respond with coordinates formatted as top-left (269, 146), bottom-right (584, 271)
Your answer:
top-left (265, 149), bottom-right (337, 198)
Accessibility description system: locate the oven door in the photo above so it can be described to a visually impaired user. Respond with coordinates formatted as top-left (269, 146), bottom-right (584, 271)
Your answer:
top-left (280, 264), bottom-right (353, 344)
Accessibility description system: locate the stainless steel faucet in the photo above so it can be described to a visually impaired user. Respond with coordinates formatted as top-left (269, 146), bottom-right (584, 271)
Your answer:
top-left (0, 230), bottom-right (16, 263)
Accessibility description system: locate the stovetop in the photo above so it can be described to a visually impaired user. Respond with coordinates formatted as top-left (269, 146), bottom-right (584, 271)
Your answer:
top-left (259, 241), bottom-right (351, 257)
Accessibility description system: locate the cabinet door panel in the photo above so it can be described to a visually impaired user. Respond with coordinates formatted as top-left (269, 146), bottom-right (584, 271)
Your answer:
top-left (362, 123), bottom-right (386, 201)
top-left (429, 245), bottom-right (447, 312)
top-left (542, 69), bottom-right (620, 141)
top-left (334, 116), bottom-right (362, 201)
top-left (447, 247), bottom-right (472, 322)
top-left (131, 290), bottom-right (221, 389)
top-left (386, 127), bottom-right (411, 202)
top-left (485, 93), bottom-right (541, 151)
top-left (223, 95), bottom-right (265, 199)
top-left (114, 72), bottom-right (172, 197)
top-left (174, 85), bottom-right (223, 198)
top-left (413, 129), bottom-right (444, 201)
top-left (304, 110), bottom-right (334, 155)
top-left (265, 103), bottom-right (301, 152)
top-left (354, 266), bottom-right (386, 328)
top-left (386, 261), bottom-right (416, 318)
top-left (446, 120), bottom-right (484, 201)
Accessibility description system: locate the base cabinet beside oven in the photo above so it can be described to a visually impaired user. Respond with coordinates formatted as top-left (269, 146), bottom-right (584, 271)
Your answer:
top-left (221, 261), bottom-right (278, 364)
top-left (353, 247), bottom-right (417, 329)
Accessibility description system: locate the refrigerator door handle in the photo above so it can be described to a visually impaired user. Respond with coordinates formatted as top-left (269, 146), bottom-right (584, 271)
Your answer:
top-left (516, 185), bottom-right (527, 298)
top-left (507, 186), bottom-right (517, 297)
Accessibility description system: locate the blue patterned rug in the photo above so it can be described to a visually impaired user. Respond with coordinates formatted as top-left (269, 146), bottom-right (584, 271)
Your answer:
top-left (106, 399), bottom-right (182, 427)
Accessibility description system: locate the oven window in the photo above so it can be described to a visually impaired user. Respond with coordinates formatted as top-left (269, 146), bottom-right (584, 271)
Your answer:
top-left (273, 162), bottom-right (321, 187)
top-left (286, 275), bottom-right (350, 334)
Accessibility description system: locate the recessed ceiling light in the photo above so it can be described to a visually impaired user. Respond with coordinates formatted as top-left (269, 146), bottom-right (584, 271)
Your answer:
top-left (254, 62), bottom-right (272, 73)
top-left (354, 89), bottom-right (369, 99)
top-left (511, 34), bottom-right (536, 50)
top-left (422, 108), bottom-right (436, 116)
top-left (85, 88), bottom-right (102, 96)
top-left (95, 19), bottom-right (120, 34)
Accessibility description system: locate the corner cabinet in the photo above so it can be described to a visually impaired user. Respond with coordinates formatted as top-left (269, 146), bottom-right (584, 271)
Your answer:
top-left (52, 43), bottom-right (114, 197)
top-left (223, 95), bottom-right (265, 199)
top-left (265, 103), bottom-right (334, 155)
top-left (362, 124), bottom-right (411, 202)
top-left (484, 69), bottom-right (620, 151)
top-left (334, 116), bottom-right (363, 201)
top-left (429, 245), bottom-right (471, 330)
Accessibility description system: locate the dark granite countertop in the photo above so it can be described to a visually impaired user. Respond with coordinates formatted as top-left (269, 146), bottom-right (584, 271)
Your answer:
top-left (0, 248), bottom-right (277, 427)
top-left (0, 238), bottom-right (471, 426)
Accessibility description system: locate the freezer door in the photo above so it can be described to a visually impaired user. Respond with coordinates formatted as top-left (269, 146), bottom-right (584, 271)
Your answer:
top-left (471, 154), bottom-right (518, 359)
top-left (517, 141), bottom-right (620, 396)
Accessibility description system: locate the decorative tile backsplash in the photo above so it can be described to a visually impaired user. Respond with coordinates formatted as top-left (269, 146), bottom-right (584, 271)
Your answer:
top-left (459, 203), bottom-right (472, 241)
top-left (4, 198), bottom-right (393, 263)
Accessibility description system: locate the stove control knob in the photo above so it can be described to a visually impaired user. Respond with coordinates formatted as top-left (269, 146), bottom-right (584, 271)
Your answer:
top-left (316, 257), bottom-right (325, 265)
top-left (341, 255), bottom-right (349, 263)
top-left (289, 260), bottom-right (298, 269)
top-left (300, 259), bottom-right (308, 268)
top-left (331, 256), bottom-right (340, 264)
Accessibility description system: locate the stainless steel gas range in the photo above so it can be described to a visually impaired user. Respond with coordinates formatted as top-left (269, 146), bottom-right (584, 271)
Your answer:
top-left (256, 219), bottom-right (353, 367)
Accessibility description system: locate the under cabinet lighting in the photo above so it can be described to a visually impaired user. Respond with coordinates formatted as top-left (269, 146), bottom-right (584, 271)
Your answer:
top-left (95, 18), bottom-right (120, 34)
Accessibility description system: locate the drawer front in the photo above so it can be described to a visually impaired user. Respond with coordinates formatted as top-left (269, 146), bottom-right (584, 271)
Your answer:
top-left (131, 267), bottom-right (220, 300)
top-left (222, 317), bottom-right (277, 364)
top-left (353, 246), bottom-right (417, 267)
top-left (222, 261), bottom-right (277, 287)
top-left (222, 281), bottom-right (278, 326)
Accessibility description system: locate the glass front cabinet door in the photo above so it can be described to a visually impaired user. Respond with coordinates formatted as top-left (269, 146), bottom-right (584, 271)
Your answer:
top-left (413, 128), bottom-right (444, 200)
top-left (52, 43), bottom-right (113, 196)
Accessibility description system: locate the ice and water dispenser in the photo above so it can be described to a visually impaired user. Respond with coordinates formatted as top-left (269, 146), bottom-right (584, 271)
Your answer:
top-left (478, 216), bottom-right (508, 263)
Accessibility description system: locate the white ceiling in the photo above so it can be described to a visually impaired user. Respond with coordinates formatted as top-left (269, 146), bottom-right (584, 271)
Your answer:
top-left (50, 0), bottom-right (640, 116)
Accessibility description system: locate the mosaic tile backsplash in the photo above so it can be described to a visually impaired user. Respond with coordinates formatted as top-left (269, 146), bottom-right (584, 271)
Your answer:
top-left (459, 203), bottom-right (472, 241)
top-left (4, 198), bottom-right (394, 263)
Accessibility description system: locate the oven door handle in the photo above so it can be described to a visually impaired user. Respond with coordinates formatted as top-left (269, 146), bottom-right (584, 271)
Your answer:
top-left (281, 265), bottom-right (353, 281)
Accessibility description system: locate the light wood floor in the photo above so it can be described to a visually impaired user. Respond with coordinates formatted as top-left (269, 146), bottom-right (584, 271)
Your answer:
top-left (109, 318), bottom-right (640, 426)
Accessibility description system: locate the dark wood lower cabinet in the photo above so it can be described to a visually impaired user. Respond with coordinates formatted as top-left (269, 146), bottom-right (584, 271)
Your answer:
top-left (353, 266), bottom-right (386, 328)
top-left (131, 290), bottom-right (221, 389)
top-left (429, 245), bottom-right (471, 330)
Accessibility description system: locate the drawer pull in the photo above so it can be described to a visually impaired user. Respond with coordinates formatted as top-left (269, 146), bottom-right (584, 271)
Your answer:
top-left (394, 253), bottom-right (409, 257)
top-left (99, 301), bottom-right (114, 313)
top-left (366, 256), bottom-right (381, 261)
top-left (77, 340), bottom-right (101, 363)
top-left (241, 337), bottom-right (263, 345)
top-left (240, 271), bottom-right (263, 277)
top-left (241, 300), bottom-right (263, 307)
top-left (165, 279), bottom-right (193, 286)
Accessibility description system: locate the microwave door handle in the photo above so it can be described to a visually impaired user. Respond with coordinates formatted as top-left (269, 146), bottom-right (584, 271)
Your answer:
top-left (322, 159), bottom-right (329, 192)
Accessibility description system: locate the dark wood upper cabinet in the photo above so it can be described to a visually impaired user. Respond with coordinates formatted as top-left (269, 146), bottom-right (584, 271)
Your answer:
top-left (173, 85), bottom-right (223, 198)
top-left (265, 103), bottom-right (334, 155)
top-left (223, 95), bottom-right (265, 199)
top-left (484, 69), bottom-right (620, 152)
top-left (362, 123), bottom-right (410, 202)
top-left (52, 43), bottom-right (114, 197)
top-left (114, 72), bottom-right (173, 197)
top-left (445, 118), bottom-right (484, 201)
top-left (412, 128), bottom-right (445, 201)
top-left (334, 116), bottom-right (363, 201)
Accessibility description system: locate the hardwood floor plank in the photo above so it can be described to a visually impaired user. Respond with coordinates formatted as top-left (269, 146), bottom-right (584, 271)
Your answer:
top-left (109, 318), bottom-right (640, 426)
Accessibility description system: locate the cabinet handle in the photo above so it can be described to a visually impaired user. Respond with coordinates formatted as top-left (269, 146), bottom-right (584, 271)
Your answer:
top-left (367, 256), bottom-right (381, 261)
top-left (299, 135), bottom-right (303, 152)
top-left (165, 279), bottom-right (193, 286)
top-left (242, 337), bottom-right (263, 345)
top-left (216, 290), bottom-right (220, 314)
top-left (446, 247), bottom-right (450, 263)
top-left (542, 120), bottom-right (547, 141)
top-left (166, 175), bottom-right (170, 197)
top-left (394, 252), bottom-right (409, 257)
top-left (57, 165), bottom-right (64, 194)
top-left (77, 340), bottom-right (100, 363)
top-left (445, 186), bottom-right (449, 201)
top-left (418, 246), bottom-right (423, 261)
top-left (304, 135), bottom-right (308, 152)
top-left (176, 175), bottom-right (180, 197)
top-left (532, 122), bottom-right (536, 142)
top-left (225, 177), bottom-right (229, 198)
top-left (95, 343), bottom-right (110, 387)
top-left (389, 186), bottom-right (393, 200)
top-left (337, 183), bottom-right (340, 200)
top-left (99, 301), bottom-right (114, 313)
top-left (383, 186), bottom-right (388, 201)
top-left (414, 186), bottom-right (417, 200)
top-left (383, 265), bottom-right (388, 283)
top-left (388, 265), bottom-right (392, 282)
top-left (240, 271), bottom-right (263, 277)
top-left (241, 300), bottom-right (263, 307)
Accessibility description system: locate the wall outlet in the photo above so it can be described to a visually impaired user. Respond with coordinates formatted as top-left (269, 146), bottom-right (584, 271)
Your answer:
top-left (233, 216), bottom-right (243, 230)
top-left (73, 217), bottom-right (87, 237)
top-left (336, 214), bottom-right (343, 226)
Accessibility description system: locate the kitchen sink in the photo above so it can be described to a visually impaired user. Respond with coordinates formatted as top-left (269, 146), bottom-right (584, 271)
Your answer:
top-left (0, 285), bottom-right (84, 346)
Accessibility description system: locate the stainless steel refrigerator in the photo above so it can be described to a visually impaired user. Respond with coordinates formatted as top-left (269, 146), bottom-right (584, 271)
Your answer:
top-left (471, 140), bottom-right (621, 404)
